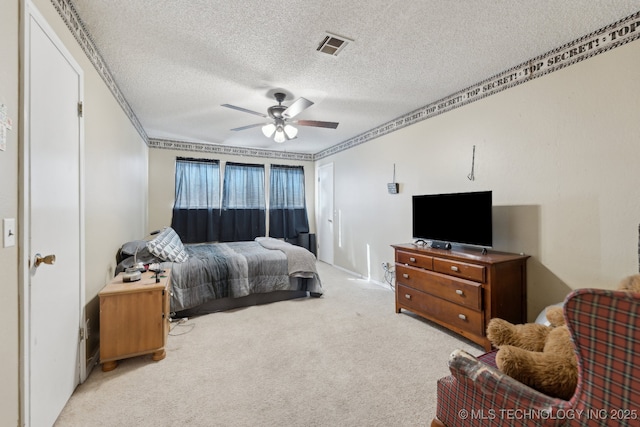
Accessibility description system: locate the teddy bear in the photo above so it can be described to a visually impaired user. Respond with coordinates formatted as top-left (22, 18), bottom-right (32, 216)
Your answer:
top-left (486, 275), bottom-right (640, 400)
top-left (486, 305), bottom-right (577, 400)
top-left (618, 273), bottom-right (640, 293)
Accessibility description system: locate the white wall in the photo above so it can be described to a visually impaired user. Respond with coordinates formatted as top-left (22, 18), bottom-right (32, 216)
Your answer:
top-left (148, 148), bottom-right (316, 235)
top-left (0, 0), bottom-right (20, 424)
top-left (316, 39), bottom-right (640, 320)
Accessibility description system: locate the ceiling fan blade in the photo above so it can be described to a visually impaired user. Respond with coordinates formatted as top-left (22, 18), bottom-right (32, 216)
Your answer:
top-left (283, 97), bottom-right (314, 119)
top-left (230, 123), bottom-right (265, 131)
top-left (295, 119), bottom-right (339, 129)
top-left (221, 104), bottom-right (267, 118)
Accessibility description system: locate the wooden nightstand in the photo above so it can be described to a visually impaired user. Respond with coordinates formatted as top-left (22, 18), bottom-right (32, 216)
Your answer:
top-left (99, 269), bottom-right (171, 372)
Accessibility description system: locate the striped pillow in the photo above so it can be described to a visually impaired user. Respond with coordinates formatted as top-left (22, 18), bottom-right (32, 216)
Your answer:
top-left (146, 227), bottom-right (189, 262)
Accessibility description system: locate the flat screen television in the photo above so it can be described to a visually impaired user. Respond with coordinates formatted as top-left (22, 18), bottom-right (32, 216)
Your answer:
top-left (412, 190), bottom-right (492, 248)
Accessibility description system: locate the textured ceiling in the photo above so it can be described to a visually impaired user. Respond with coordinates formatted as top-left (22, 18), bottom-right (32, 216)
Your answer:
top-left (70, 0), bottom-right (640, 155)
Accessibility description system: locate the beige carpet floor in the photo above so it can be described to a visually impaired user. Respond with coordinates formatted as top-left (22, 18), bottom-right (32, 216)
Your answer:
top-left (55, 261), bottom-right (482, 427)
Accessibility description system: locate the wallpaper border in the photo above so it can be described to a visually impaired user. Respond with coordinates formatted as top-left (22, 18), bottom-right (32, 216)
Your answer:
top-left (50, 0), bottom-right (148, 143)
top-left (53, 1), bottom-right (639, 161)
top-left (314, 10), bottom-right (640, 160)
top-left (148, 138), bottom-right (313, 162)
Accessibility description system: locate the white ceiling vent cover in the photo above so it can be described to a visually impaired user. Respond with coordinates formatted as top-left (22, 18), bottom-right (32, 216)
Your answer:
top-left (317, 32), bottom-right (352, 56)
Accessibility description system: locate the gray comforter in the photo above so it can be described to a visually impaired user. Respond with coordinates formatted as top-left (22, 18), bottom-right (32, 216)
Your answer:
top-left (167, 239), bottom-right (322, 312)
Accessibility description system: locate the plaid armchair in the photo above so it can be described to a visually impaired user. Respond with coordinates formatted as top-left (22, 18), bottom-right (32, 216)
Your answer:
top-left (432, 288), bottom-right (640, 427)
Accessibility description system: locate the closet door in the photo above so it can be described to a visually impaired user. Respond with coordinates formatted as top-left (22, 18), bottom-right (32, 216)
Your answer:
top-left (23, 3), bottom-right (84, 426)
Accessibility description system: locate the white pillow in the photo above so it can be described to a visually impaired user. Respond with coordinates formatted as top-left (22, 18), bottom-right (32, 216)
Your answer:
top-left (146, 227), bottom-right (189, 262)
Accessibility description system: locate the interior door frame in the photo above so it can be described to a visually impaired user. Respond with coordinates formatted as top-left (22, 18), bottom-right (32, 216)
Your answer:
top-left (316, 162), bottom-right (334, 265)
top-left (19, 1), bottom-right (86, 424)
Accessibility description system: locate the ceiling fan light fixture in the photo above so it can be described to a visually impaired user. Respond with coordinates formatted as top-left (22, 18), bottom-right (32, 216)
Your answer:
top-left (261, 123), bottom-right (276, 138)
top-left (224, 92), bottom-right (339, 143)
top-left (284, 124), bottom-right (298, 139)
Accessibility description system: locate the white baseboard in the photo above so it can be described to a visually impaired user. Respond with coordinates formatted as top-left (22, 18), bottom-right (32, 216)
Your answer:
top-left (330, 264), bottom-right (394, 291)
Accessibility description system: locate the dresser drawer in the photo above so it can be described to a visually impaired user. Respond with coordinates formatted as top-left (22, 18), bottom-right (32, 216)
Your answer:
top-left (396, 250), bottom-right (433, 270)
top-left (397, 284), bottom-right (484, 337)
top-left (433, 257), bottom-right (486, 283)
top-left (396, 264), bottom-right (482, 310)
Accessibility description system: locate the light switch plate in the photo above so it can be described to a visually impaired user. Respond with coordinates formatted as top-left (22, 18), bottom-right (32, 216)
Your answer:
top-left (3, 218), bottom-right (15, 248)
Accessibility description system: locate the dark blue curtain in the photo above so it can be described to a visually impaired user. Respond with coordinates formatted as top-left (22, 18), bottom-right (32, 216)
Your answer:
top-left (219, 162), bottom-right (266, 242)
top-left (269, 165), bottom-right (309, 239)
top-left (170, 157), bottom-right (220, 243)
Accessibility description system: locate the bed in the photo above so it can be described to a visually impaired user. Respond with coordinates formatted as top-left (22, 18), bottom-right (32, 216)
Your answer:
top-left (115, 227), bottom-right (323, 317)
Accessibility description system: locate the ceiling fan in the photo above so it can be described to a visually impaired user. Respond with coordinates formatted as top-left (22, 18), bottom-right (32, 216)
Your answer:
top-left (221, 92), bottom-right (339, 143)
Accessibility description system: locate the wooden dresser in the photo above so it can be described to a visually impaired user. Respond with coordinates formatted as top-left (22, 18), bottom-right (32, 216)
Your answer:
top-left (392, 244), bottom-right (528, 350)
top-left (99, 269), bottom-right (171, 371)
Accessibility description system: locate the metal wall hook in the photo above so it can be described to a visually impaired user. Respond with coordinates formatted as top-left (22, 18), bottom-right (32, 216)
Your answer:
top-left (467, 145), bottom-right (476, 181)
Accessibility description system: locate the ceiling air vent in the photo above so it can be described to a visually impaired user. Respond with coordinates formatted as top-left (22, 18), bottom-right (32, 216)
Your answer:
top-left (317, 32), bottom-right (352, 56)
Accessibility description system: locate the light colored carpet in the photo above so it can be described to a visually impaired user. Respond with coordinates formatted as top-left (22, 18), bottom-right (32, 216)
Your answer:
top-left (55, 262), bottom-right (482, 427)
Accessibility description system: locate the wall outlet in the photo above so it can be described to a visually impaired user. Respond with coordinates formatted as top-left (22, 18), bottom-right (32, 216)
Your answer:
top-left (3, 218), bottom-right (15, 248)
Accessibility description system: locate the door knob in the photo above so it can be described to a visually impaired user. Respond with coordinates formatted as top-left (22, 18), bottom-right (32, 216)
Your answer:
top-left (34, 253), bottom-right (56, 267)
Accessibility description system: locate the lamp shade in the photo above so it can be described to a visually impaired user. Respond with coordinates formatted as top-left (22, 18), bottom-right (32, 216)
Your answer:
top-left (283, 124), bottom-right (298, 139)
top-left (274, 128), bottom-right (286, 143)
top-left (262, 123), bottom-right (276, 138)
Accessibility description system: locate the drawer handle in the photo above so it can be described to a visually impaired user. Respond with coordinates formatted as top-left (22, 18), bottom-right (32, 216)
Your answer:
top-left (409, 257), bottom-right (416, 262)
top-left (455, 289), bottom-right (464, 296)
top-left (404, 294), bottom-right (412, 300)
top-left (450, 266), bottom-right (459, 272)
top-left (458, 314), bottom-right (467, 321)
top-left (402, 273), bottom-right (409, 279)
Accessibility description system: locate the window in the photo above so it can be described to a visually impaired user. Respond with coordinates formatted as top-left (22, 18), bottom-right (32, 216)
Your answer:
top-left (269, 165), bottom-right (309, 239)
top-left (170, 157), bottom-right (220, 243)
top-left (170, 159), bottom-right (309, 243)
top-left (219, 162), bottom-right (266, 242)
